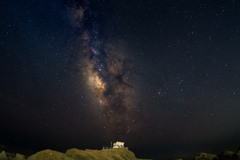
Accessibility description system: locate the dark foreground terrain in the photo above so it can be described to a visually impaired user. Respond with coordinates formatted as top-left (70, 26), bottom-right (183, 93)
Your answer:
top-left (0, 148), bottom-right (151, 160)
top-left (0, 146), bottom-right (240, 160)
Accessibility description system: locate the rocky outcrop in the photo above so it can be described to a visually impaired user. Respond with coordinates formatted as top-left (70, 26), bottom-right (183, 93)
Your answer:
top-left (0, 151), bottom-right (8, 160)
top-left (28, 149), bottom-right (71, 160)
top-left (26, 148), bottom-right (148, 160)
top-left (65, 148), bottom-right (138, 160)
top-left (13, 153), bottom-right (26, 160)
top-left (194, 149), bottom-right (240, 160)
top-left (0, 151), bottom-right (26, 160)
top-left (236, 149), bottom-right (240, 158)
top-left (194, 153), bottom-right (218, 160)
top-left (218, 150), bottom-right (239, 160)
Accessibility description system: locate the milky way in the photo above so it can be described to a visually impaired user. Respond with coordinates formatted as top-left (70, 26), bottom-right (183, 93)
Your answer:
top-left (67, 0), bottom-right (140, 136)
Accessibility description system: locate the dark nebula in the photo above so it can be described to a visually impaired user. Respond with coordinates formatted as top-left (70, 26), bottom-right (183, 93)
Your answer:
top-left (66, 0), bottom-right (140, 137)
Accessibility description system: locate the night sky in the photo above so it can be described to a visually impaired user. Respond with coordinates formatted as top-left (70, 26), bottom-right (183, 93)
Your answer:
top-left (1, 0), bottom-right (240, 159)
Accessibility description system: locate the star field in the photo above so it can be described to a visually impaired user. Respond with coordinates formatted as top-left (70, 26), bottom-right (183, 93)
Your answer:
top-left (0, 0), bottom-right (240, 159)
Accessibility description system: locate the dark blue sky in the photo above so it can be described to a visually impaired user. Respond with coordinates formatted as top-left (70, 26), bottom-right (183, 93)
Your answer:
top-left (1, 0), bottom-right (240, 159)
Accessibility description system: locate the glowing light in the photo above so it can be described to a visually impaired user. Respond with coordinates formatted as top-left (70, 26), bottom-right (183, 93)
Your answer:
top-left (95, 76), bottom-right (105, 89)
top-left (88, 73), bottom-right (105, 90)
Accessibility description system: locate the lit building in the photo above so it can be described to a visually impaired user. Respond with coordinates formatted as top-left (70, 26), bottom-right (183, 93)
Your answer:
top-left (103, 141), bottom-right (128, 150)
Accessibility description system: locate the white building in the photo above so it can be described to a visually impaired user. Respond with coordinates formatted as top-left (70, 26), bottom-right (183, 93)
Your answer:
top-left (103, 141), bottom-right (128, 150)
top-left (113, 141), bottom-right (124, 148)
